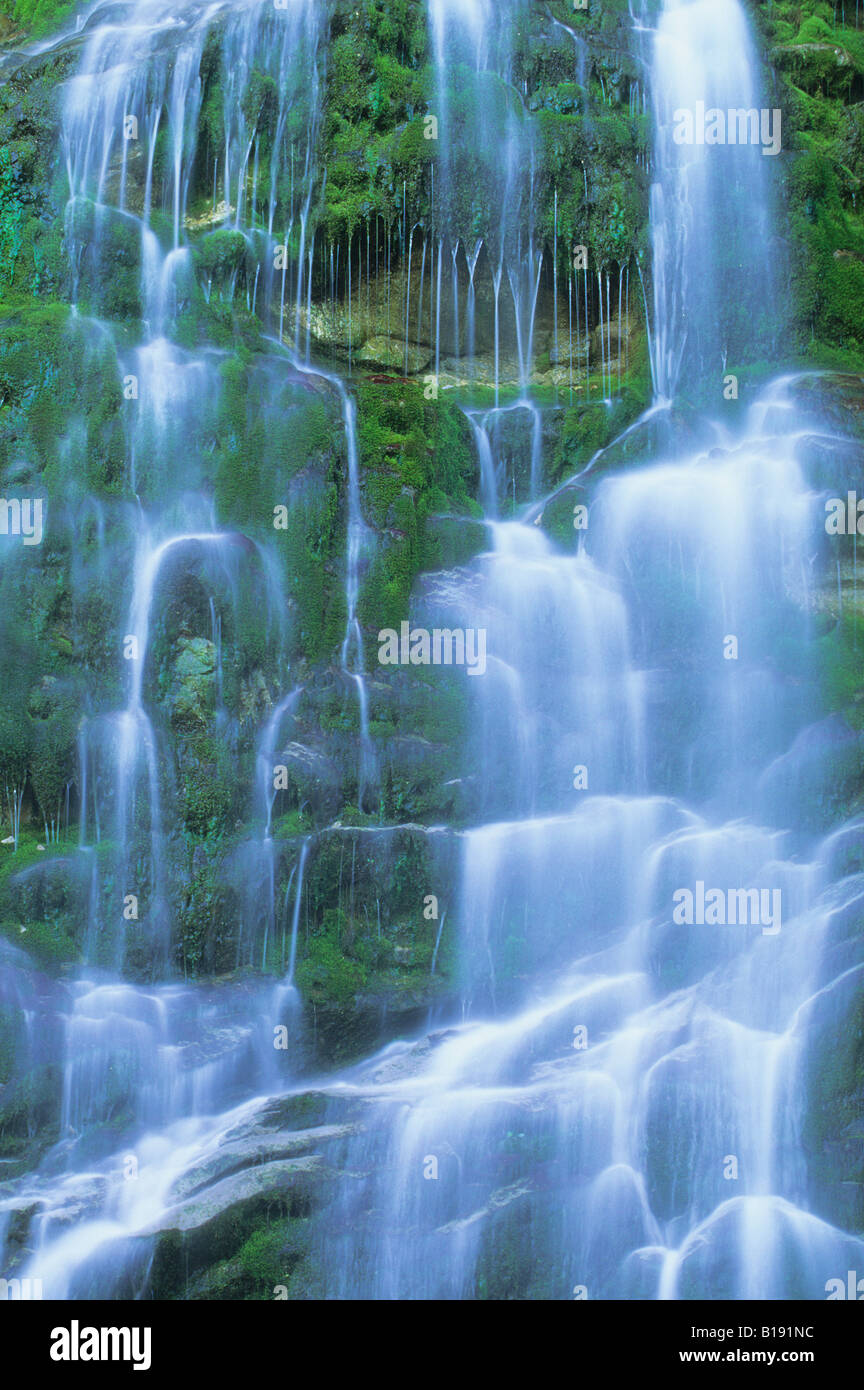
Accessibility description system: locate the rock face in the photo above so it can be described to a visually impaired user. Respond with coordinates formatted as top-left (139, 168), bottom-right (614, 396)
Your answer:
top-left (2, 0), bottom-right (864, 1305)
top-left (757, 716), bottom-right (864, 833)
top-left (171, 637), bottom-right (217, 730)
top-left (800, 961), bottom-right (864, 1234)
top-left (145, 1092), bottom-right (367, 1298)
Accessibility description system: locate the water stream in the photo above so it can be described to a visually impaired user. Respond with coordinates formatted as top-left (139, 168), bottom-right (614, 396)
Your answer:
top-left (0, 0), bottom-right (862, 1302)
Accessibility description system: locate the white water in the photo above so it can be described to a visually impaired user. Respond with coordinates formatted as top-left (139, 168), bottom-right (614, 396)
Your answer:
top-left (307, 373), bottom-right (864, 1298)
top-left (2, 0), bottom-right (863, 1304)
top-left (644, 0), bottom-right (781, 398)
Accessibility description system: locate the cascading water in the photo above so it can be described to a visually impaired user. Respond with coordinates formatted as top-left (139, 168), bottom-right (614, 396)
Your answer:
top-left (0, 0), bottom-right (332, 1295)
top-left (284, 349), bottom-right (376, 805)
top-left (308, 360), bottom-right (864, 1298)
top-left (643, 0), bottom-right (783, 400)
top-left (2, 0), bottom-right (863, 1308)
top-left (302, 0), bottom-right (864, 1299)
top-left (427, 0), bottom-right (544, 398)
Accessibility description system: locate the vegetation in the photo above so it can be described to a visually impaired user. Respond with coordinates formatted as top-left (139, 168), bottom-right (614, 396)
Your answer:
top-left (1, 0), bottom-right (864, 1301)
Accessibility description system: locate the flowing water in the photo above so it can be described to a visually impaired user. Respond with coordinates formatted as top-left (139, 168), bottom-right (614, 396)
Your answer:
top-left (305, 360), bottom-right (864, 1299)
top-left (1, 0), bottom-right (863, 1301)
top-left (642, 0), bottom-right (783, 399)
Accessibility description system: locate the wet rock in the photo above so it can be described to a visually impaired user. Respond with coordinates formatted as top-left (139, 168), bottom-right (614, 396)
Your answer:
top-left (582, 1164), bottom-right (657, 1293)
top-left (788, 372), bottom-right (864, 441)
top-left (251, 1090), bottom-right (362, 1132)
top-left (612, 1245), bottom-right (667, 1300)
top-left (756, 716), bottom-right (864, 833)
top-left (276, 741), bottom-right (341, 817)
top-left (171, 636), bottom-right (216, 730)
top-left (168, 1122), bottom-right (359, 1203)
top-left (799, 961), bottom-right (864, 1232)
top-left (64, 198), bottom-right (144, 319)
top-left (146, 1155), bottom-right (331, 1291)
top-left (675, 1196), bottom-right (864, 1299)
top-left (356, 335), bottom-right (431, 374)
top-left (0, 1197), bottom-right (43, 1258)
top-left (796, 433), bottom-right (864, 494)
top-left (423, 513), bottom-right (489, 570)
top-left (194, 228), bottom-right (247, 282)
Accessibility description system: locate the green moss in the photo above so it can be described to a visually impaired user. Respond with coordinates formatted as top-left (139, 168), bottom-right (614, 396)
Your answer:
top-left (0, 147), bottom-right (25, 285)
top-left (28, 689), bottom-right (77, 827)
top-left (4, 0), bottom-right (76, 38)
top-left (296, 922), bottom-right (366, 1005)
top-left (0, 298), bottom-right (69, 405)
top-left (196, 229), bottom-right (249, 282)
top-left (0, 1005), bottom-right (16, 1086)
top-left (0, 826), bottom-right (88, 967)
top-left (176, 863), bottom-right (241, 976)
top-left (0, 914), bottom-right (78, 966)
top-left (319, 2), bottom-right (431, 239)
top-left (474, 1199), bottom-right (558, 1300)
top-left (0, 1057), bottom-right (61, 1158)
top-left (754, 0), bottom-right (864, 362)
top-left (0, 705), bottom-right (33, 805)
top-left (180, 736), bottom-right (238, 837)
top-left (178, 1216), bottom-right (318, 1300)
top-left (353, 377), bottom-right (477, 643)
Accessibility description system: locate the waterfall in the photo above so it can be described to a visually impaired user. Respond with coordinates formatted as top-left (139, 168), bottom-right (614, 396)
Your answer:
top-left (115, 531), bottom-right (236, 965)
top-left (335, 385), bottom-right (375, 804)
top-left (300, 0), bottom-right (864, 1300)
top-left (311, 368), bottom-right (864, 1300)
top-left (492, 260), bottom-right (503, 406)
top-left (645, 0), bottom-right (781, 398)
top-left (465, 237), bottom-right (483, 379)
top-left (286, 838), bottom-right (310, 985)
top-left (467, 414), bottom-right (498, 517)
top-left (450, 238), bottom-right (460, 359)
top-left (428, 0), bottom-right (535, 385)
top-left (2, 0), bottom-right (863, 1309)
